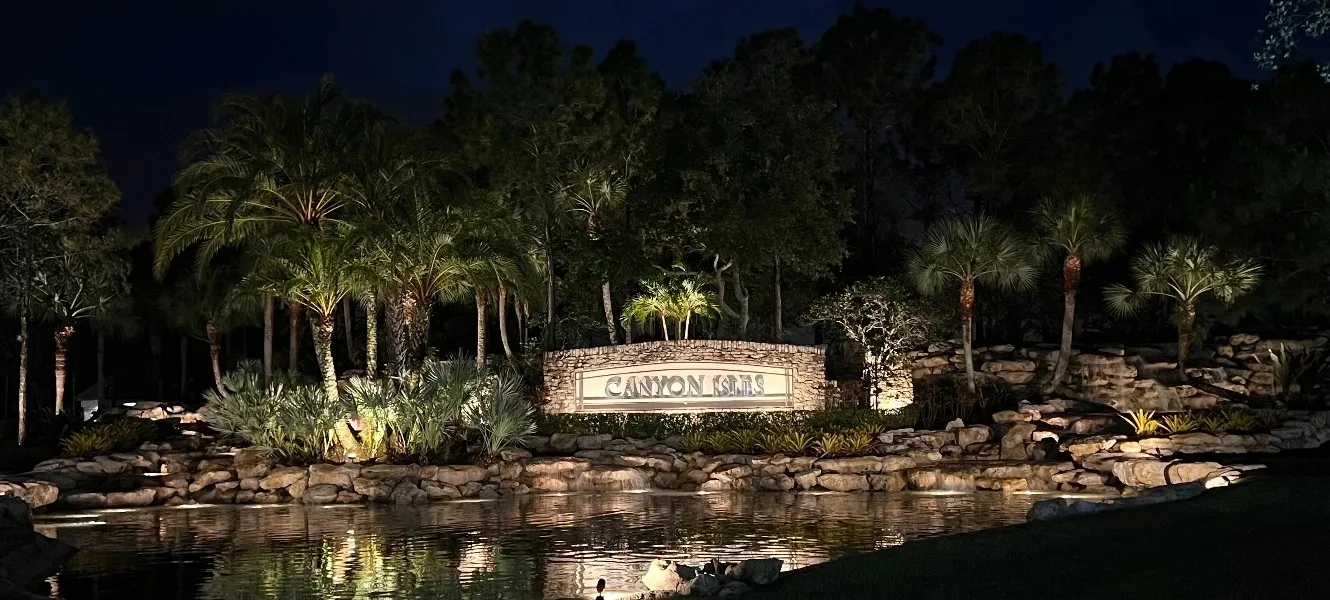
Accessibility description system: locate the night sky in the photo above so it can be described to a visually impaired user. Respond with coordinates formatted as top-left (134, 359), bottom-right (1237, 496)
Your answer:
top-left (1, 0), bottom-right (1265, 227)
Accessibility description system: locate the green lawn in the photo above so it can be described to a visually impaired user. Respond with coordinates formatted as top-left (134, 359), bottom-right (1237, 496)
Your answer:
top-left (749, 460), bottom-right (1330, 599)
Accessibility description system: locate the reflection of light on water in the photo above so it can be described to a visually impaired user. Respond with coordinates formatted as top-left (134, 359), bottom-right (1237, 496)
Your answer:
top-left (457, 541), bottom-right (496, 573)
top-left (906, 490), bottom-right (971, 496)
top-left (38, 521), bottom-right (106, 528)
top-left (36, 513), bottom-right (101, 520)
top-left (96, 508), bottom-right (140, 513)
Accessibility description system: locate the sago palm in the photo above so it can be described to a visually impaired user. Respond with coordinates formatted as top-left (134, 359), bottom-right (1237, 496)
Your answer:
top-left (1105, 237), bottom-right (1261, 372)
top-left (1032, 195), bottom-right (1127, 391)
top-left (908, 216), bottom-right (1036, 392)
top-left (262, 230), bottom-right (371, 458)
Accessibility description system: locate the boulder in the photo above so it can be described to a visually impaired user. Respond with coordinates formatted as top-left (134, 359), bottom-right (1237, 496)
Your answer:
top-left (106, 488), bottom-right (156, 507)
top-left (435, 465), bottom-right (488, 487)
top-left (497, 448), bottom-right (532, 462)
top-left (0, 497), bottom-right (77, 588)
top-left (0, 480), bottom-right (59, 510)
top-left (993, 410), bottom-right (1034, 424)
top-left (1000, 423), bottom-right (1037, 460)
top-left (302, 484), bottom-right (340, 504)
top-left (421, 481), bottom-right (462, 499)
top-left (732, 558), bottom-right (783, 585)
top-left (1112, 459), bottom-right (1228, 488)
top-left (259, 466), bottom-right (308, 491)
top-left (286, 478), bottom-right (308, 499)
top-left (878, 456), bottom-right (917, 472)
top-left (352, 477), bottom-right (396, 502)
top-left (389, 481), bottom-right (428, 504)
top-left (684, 573), bottom-right (721, 597)
top-left (62, 492), bottom-right (109, 509)
top-left (575, 434), bottom-right (613, 450)
top-left (308, 463), bottom-right (359, 489)
top-left (868, 472), bottom-right (908, 491)
top-left (189, 469), bottom-right (233, 492)
top-left (956, 426), bottom-right (991, 449)
top-left (817, 473), bottom-right (869, 492)
top-left (359, 464), bottom-right (418, 481)
top-left (549, 432), bottom-right (579, 453)
top-left (792, 470), bottom-right (821, 490)
top-left (816, 456), bottom-right (883, 475)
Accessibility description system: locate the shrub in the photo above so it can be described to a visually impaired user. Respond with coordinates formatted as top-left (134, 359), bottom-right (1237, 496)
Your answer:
top-left (814, 431), bottom-right (874, 457)
top-left (533, 409), bottom-right (917, 440)
top-left (680, 431), bottom-right (707, 453)
top-left (1159, 412), bottom-right (1198, 434)
top-left (467, 368), bottom-right (536, 458)
top-left (1120, 409), bottom-right (1161, 436)
top-left (1197, 412), bottom-right (1228, 435)
top-left (61, 427), bottom-right (116, 457)
top-left (1216, 405), bottom-right (1259, 433)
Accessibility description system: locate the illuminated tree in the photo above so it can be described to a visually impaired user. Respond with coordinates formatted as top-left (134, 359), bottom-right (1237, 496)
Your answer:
top-left (1106, 238), bottom-right (1261, 372)
top-left (1031, 195), bottom-right (1126, 391)
top-left (908, 216), bottom-right (1036, 392)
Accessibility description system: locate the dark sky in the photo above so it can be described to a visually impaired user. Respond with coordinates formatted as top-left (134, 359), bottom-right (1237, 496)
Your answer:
top-left (1, 0), bottom-right (1266, 226)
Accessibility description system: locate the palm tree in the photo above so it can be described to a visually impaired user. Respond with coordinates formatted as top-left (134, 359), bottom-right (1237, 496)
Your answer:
top-left (30, 245), bottom-right (128, 415)
top-left (668, 278), bottom-right (718, 340)
top-left (908, 216), bottom-right (1036, 393)
top-left (1106, 238), bottom-right (1261, 373)
top-left (164, 265), bottom-right (260, 396)
top-left (1031, 195), bottom-right (1127, 391)
top-left (621, 281), bottom-right (677, 341)
top-left (454, 208), bottom-right (529, 367)
top-left (559, 160), bottom-right (630, 344)
top-left (154, 76), bottom-right (356, 382)
top-left (264, 230), bottom-right (369, 458)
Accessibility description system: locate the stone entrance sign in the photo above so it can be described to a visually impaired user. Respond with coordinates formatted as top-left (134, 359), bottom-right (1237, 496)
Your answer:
top-left (543, 340), bottom-right (826, 413)
top-left (576, 362), bottom-right (793, 412)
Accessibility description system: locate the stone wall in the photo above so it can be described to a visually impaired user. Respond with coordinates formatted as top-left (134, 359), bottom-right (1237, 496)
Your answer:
top-left (542, 340), bottom-right (826, 413)
top-left (907, 333), bottom-right (1329, 411)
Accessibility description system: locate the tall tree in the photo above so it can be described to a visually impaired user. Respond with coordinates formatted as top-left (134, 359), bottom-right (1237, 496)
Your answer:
top-left (673, 29), bottom-right (850, 338)
top-left (1106, 238), bottom-right (1262, 373)
top-left (909, 217), bottom-right (1036, 392)
top-left (155, 76), bottom-right (358, 382)
top-left (1031, 195), bottom-right (1127, 391)
top-left (815, 4), bottom-right (938, 270)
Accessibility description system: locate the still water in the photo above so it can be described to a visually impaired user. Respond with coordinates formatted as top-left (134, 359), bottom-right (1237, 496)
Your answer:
top-left (36, 491), bottom-right (1034, 599)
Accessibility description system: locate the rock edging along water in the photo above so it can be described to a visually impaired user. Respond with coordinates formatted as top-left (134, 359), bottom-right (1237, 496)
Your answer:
top-left (4, 407), bottom-right (1326, 511)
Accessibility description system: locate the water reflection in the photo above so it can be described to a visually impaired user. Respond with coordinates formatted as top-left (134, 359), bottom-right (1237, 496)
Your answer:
top-left (38, 491), bottom-right (1034, 599)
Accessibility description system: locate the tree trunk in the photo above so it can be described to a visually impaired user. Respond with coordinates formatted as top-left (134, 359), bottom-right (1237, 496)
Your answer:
top-left (54, 325), bottom-right (74, 415)
top-left (959, 280), bottom-right (977, 394)
top-left (773, 257), bottom-right (783, 340)
top-left (385, 290), bottom-right (409, 375)
top-left (17, 313), bottom-right (28, 445)
top-left (713, 258), bottom-right (751, 338)
top-left (601, 280), bottom-right (618, 344)
top-left (1178, 300), bottom-right (1197, 374)
top-left (149, 327), bottom-right (163, 401)
top-left (342, 297), bottom-right (358, 366)
top-left (288, 303), bottom-right (303, 374)
top-left (1046, 254), bottom-right (1081, 393)
top-left (179, 334), bottom-right (188, 400)
top-left (544, 224), bottom-right (555, 348)
top-left (498, 285), bottom-right (514, 359)
top-left (660, 315), bottom-right (670, 341)
top-left (96, 329), bottom-right (106, 411)
top-left (685, 312), bottom-right (692, 340)
top-left (263, 294), bottom-right (274, 382)
top-left (363, 291), bottom-right (378, 378)
top-left (312, 311), bottom-right (361, 459)
top-left (207, 322), bottom-right (227, 397)
top-left (475, 290), bottom-right (487, 366)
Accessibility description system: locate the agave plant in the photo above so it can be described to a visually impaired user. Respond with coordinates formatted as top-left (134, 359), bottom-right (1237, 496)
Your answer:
top-left (1159, 412), bottom-right (1198, 434)
top-left (680, 431), bottom-right (708, 453)
top-left (1119, 409), bottom-right (1161, 436)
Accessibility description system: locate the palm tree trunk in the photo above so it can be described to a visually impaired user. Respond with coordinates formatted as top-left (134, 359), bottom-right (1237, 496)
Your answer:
top-left (288, 303), bottom-right (303, 374)
top-left (312, 312), bottom-right (361, 459)
top-left (342, 297), bottom-right (358, 366)
top-left (93, 330), bottom-right (105, 412)
top-left (1178, 300), bottom-right (1197, 374)
top-left (660, 315), bottom-right (670, 341)
top-left (54, 324), bottom-right (74, 415)
top-left (17, 313), bottom-right (29, 445)
top-left (601, 280), bottom-right (618, 344)
top-left (475, 290), bottom-right (488, 366)
top-left (544, 224), bottom-right (555, 348)
top-left (207, 322), bottom-right (227, 397)
top-left (498, 285), bottom-right (514, 359)
top-left (1046, 254), bottom-right (1081, 393)
top-left (959, 279), bottom-right (977, 394)
top-left (263, 294), bottom-right (274, 382)
top-left (385, 290), bottom-right (409, 375)
top-left (773, 257), bottom-right (783, 340)
top-left (685, 313), bottom-right (692, 340)
top-left (364, 291), bottom-right (378, 378)
top-left (178, 334), bottom-right (188, 399)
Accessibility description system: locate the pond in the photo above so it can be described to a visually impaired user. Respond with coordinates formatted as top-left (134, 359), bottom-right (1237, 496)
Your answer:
top-left (34, 491), bottom-right (1036, 599)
